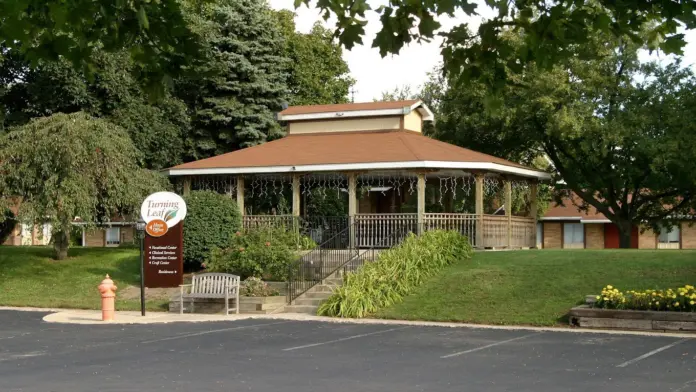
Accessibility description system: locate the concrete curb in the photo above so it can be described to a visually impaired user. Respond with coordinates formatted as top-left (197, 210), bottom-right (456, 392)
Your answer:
top-left (27, 307), bottom-right (696, 337)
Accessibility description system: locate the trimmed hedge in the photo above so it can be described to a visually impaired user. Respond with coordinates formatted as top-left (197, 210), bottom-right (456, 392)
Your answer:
top-left (183, 190), bottom-right (242, 266)
top-left (317, 230), bottom-right (473, 318)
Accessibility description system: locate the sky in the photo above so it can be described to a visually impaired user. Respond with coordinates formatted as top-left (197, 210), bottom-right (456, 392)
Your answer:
top-left (268, 0), bottom-right (696, 103)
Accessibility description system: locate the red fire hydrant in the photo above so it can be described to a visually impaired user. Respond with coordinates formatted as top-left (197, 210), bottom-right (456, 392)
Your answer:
top-left (98, 274), bottom-right (117, 321)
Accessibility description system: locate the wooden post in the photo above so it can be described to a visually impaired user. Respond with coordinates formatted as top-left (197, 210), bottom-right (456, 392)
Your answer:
top-left (505, 179), bottom-right (512, 248)
top-left (182, 177), bottom-right (191, 196)
top-left (475, 174), bottom-right (484, 248)
top-left (348, 173), bottom-right (357, 248)
top-left (292, 174), bottom-right (301, 217)
top-left (236, 176), bottom-right (245, 216)
top-left (530, 181), bottom-right (538, 248)
top-left (417, 173), bottom-right (425, 235)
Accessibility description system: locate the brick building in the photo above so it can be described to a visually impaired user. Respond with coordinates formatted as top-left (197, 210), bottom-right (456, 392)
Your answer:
top-left (538, 193), bottom-right (694, 249)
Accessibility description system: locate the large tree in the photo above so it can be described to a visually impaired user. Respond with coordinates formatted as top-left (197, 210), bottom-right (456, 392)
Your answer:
top-left (274, 10), bottom-right (354, 106)
top-left (0, 0), bottom-right (207, 95)
top-left (434, 29), bottom-right (696, 247)
top-left (0, 113), bottom-right (166, 259)
top-left (176, 0), bottom-right (289, 160)
top-left (297, 0), bottom-right (696, 89)
top-left (0, 49), bottom-right (188, 169)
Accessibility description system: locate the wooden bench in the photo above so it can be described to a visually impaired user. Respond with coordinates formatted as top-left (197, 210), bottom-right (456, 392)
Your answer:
top-left (179, 273), bottom-right (240, 315)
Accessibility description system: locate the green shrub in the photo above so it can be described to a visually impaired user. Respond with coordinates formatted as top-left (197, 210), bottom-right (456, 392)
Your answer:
top-left (206, 227), bottom-right (309, 281)
top-left (317, 230), bottom-right (473, 318)
top-left (0, 208), bottom-right (17, 244)
top-left (240, 277), bottom-right (280, 297)
top-left (183, 190), bottom-right (242, 266)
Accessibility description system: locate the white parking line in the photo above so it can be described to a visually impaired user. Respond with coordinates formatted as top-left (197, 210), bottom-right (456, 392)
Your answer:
top-left (141, 321), bottom-right (293, 344)
top-left (283, 326), bottom-right (410, 351)
top-left (441, 332), bottom-right (541, 358)
top-left (616, 338), bottom-right (690, 368)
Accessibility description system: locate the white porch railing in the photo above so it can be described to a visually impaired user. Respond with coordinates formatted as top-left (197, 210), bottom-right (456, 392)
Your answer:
top-left (354, 213), bottom-right (417, 248)
top-left (511, 216), bottom-right (536, 248)
top-left (423, 213), bottom-right (477, 247)
top-left (242, 213), bottom-right (536, 249)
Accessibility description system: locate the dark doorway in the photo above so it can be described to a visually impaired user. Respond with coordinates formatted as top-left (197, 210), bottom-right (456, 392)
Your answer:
top-left (604, 223), bottom-right (638, 248)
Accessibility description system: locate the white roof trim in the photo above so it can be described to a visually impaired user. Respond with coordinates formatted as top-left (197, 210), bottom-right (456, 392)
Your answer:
top-left (167, 160), bottom-right (551, 180)
top-left (582, 219), bottom-right (612, 224)
top-left (539, 217), bottom-right (582, 221)
top-left (278, 101), bottom-right (435, 122)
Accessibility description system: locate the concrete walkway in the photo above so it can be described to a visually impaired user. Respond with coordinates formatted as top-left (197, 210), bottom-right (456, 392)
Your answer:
top-left (8, 306), bottom-right (689, 338)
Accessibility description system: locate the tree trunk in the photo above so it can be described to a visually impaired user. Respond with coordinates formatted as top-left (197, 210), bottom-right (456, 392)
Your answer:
top-left (53, 230), bottom-right (70, 260)
top-left (617, 222), bottom-right (633, 249)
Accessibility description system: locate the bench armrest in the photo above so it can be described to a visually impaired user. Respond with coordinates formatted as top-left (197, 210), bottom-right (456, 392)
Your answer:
top-left (180, 284), bottom-right (193, 295)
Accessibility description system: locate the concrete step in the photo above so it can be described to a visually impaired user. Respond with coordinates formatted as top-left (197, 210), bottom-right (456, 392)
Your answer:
top-left (303, 291), bottom-right (334, 299)
top-left (293, 298), bottom-right (326, 306)
top-left (283, 305), bottom-right (318, 315)
top-left (324, 278), bottom-right (343, 286)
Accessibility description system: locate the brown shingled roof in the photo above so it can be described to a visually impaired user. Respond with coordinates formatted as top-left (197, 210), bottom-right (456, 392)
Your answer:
top-left (542, 193), bottom-right (608, 221)
top-left (169, 130), bottom-right (541, 173)
top-left (279, 100), bottom-right (421, 116)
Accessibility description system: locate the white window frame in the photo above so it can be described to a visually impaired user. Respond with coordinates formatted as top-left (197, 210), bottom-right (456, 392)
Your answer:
top-left (563, 222), bottom-right (584, 249)
top-left (105, 227), bottom-right (121, 247)
top-left (657, 225), bottom-right (680, 249)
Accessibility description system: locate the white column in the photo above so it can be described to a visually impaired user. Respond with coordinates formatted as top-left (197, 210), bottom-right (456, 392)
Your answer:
top-left (417, 173), bottom-right (425, 234)
top-left (236, 176), bottom-right (245, 216)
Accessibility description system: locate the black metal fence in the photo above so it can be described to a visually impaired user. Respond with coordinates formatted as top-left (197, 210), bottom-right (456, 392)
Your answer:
top-left (287, 224), bottom-right (358, 303)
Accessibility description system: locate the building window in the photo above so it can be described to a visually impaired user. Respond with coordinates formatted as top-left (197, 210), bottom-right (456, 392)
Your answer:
top-left (563, 223), bottom-right (584, 249)
top-left (105, 227), bottom-right (121, 247)
top-left (537, 223), bottom-right (543, 248)
top-left (658, 225), bottom-right (680, 249)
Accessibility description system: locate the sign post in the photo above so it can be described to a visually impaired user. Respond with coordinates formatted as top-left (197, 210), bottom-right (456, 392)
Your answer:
top-left (137, 222), bottom-right (146, 316)
top-left (140, 192), bottom-right (187, 289)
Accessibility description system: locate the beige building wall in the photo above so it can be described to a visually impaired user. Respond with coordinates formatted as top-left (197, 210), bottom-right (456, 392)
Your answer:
top-left (288, 117), bottom-right (401, 134)
top-left (84, 229), bottom-right (105, 247)
top-left (638, 226), bottom-right (657, 249)
top-left (543, 222), bottom-right (562, 249)
top-left (682, 222), bottom-right (696, 249)
top-left (403, 111), bottom-right (422, 132)
top-left (585, 224), bottom-right (604, 249)
top-left (121, 227), bottom-right (136, 245)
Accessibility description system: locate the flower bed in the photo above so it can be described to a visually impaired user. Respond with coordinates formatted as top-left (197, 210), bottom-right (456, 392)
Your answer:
top-left (570, 284), bottom-right (696, 331)
top-left (593, 285), bottom-right (696, 312)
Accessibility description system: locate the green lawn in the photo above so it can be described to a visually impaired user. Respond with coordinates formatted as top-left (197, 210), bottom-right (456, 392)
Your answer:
top-left (0, 246), bottom-right (170, 311)
top-left (377, 249), bottom-right (696, 326)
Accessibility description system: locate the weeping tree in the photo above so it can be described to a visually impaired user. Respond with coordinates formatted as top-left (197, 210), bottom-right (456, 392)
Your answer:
top-left (0, 112), bottom-right (167, 259)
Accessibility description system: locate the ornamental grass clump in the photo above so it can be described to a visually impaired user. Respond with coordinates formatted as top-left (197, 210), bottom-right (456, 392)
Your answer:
top-left (317, 230), bottom-right (473, 318)
top-left (593, 285), bottom-right (696, 312)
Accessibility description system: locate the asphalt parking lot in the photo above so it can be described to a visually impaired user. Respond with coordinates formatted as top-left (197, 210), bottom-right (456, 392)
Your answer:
top-left (1, 310), bottom-right (695, 392)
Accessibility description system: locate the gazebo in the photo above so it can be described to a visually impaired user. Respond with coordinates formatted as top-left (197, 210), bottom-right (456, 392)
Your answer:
top-left (166, 100), bottom-right (550, 249)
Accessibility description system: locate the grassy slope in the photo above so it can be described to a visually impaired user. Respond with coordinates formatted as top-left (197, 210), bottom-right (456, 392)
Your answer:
top-left (377, 249), bottom-right (696, 326)
top-left (0, 246), bottom-right (169, 311)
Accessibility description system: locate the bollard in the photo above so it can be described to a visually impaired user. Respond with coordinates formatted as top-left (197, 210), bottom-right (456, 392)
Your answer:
top-left (98, 274), bottom-right (118, 321)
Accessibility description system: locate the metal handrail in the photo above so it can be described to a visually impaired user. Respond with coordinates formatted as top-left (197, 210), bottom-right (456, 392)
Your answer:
top-left (287, 223), bottom-right (358, 303)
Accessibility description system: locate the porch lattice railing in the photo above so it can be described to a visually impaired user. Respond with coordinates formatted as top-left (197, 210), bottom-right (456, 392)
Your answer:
top-left (423, 213), bottom-right (477, 247)
top-left (354, 213), bottom-right (417, 248)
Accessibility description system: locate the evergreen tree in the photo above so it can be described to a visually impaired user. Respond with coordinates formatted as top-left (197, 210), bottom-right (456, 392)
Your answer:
top-left (179, 0), bottom-right (289, 160)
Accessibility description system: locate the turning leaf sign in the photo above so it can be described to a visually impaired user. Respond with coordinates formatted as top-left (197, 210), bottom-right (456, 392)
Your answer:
top-left (140, 192), bottom-right (187, 237)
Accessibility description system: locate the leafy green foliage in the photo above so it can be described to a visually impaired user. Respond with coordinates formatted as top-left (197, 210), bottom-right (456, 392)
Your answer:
top-left (240, 277), bottom-right (280, 297)
top-left (274, 10), bottom-right (354, 106)
top-left (298, 0), bottom-right (696, 89)
top-left (317, 230), bottom-right (473, 318)
top-left (207, 227), bottom-right (315, 281)
top-left (432, 29), bottom-right (696, 246)
top-left (0, 0), bottom-right (207, 96)
top-left (182, 190), bottom-right (242, 266)
top-left (0, 50), bottom-right (188, 169)
top-left (0, 112), bottom-right (166, 259)
top-left (177, 0), bottom-right (289, 160)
